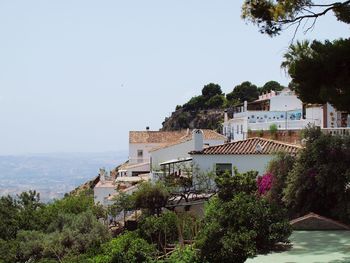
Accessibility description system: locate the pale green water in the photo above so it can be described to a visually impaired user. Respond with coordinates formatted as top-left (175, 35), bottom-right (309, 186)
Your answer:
top-left (246, 231), bottom-right (350, 263)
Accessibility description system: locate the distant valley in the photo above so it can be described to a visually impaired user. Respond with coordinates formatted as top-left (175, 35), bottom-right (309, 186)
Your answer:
top-left (0, 151), bottom-right (127, 202)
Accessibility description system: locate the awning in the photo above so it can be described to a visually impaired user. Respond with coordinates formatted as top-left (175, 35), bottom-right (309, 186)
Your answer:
top-left (159, 157), bottom-right (193, 166)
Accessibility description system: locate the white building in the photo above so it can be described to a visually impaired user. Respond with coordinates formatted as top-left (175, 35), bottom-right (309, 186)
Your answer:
top-left (190, 137), bottom-right (301, 183)
top-left (94, 128), bottom-right (226, 205)
top-left (223, 89), bottom-right (350, 142)
top-left (223, 89), bottom-right (324, 142)
top-left (93, 168), bottom-right (117, 206)
top-left (150, 129), bottom-right (226, 173)
top-left (119, 129), bottom-right (193, 178)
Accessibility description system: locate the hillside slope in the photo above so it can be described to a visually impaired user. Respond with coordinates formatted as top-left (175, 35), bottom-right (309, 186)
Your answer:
top-left (161, 108), bottom-right (231, 132)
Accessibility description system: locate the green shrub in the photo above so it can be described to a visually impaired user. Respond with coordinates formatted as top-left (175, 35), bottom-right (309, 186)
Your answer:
top-left (196, 169), bottom-right (291, 263)
top-left (269, 124), bottom-right (278, 138)
top-left (283, 132), bottom-right (350, 222)
top-left (91, 232), bottom-right (156, 263)
top-left (166, 246), bottom-right (201, 263)
top-left (138, 211), bottom-right (178, 251)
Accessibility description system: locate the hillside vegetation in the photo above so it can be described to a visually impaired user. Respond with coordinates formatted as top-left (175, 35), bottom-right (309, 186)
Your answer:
top-left (161, 81), bottom-right (284, 131)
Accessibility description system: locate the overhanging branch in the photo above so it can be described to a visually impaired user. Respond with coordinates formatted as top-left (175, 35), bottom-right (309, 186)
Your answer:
top-left (278, 0), bottom-right (350, 25)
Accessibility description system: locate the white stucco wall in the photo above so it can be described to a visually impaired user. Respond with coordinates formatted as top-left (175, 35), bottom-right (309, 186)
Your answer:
top-left (126, 162), bottom-right (150, 176)
top-left (306, 106), bottom-right (323, 127)
top-left (192, 154), bottom-right (274, 177)
top-left (129, 143), bottom-right (161, 164)
top-left (151, 140), bottom-right (193, 170)
top-left (223, 118), bottom-right (247, 142)
top-left (151, 138), bottom-right (226, 170)
top-left (94, 184), bottom-right (116, 205)
top-left (270, 94), bottom-right (302, 111)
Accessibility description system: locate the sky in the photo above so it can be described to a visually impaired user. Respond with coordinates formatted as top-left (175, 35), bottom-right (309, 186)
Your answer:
top-left (0, 0), bottom-right (349, 155)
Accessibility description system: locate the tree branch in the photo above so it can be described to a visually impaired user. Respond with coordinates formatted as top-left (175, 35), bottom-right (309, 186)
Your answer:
top-left (278, 0), bottom-right (350, 25)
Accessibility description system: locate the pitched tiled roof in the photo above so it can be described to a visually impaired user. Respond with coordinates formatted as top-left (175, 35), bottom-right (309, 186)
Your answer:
top-left (129, 131), bottom-right (186, 144)
top-left (190, 137), bottom-right (301, 155)
top-left (129, 129), bottom-right (226, 144)
top-left (184, 129), bottom-right (227, 141)
top-left (290, 212), bottom-right (350, 230)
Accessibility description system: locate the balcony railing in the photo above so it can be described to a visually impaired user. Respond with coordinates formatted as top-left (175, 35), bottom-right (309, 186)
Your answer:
top-left (248, 119), bottom-right (321, 131)
top-left (322, 128), bottom-right (350, 136)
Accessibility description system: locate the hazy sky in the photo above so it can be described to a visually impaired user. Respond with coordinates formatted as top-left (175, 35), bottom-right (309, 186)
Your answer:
top-left (0, 1), bottom-right (348, 155)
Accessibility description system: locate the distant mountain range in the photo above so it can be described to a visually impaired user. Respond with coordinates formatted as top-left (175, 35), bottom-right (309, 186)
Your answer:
top-left (0, 151), bottom-right (127, 202)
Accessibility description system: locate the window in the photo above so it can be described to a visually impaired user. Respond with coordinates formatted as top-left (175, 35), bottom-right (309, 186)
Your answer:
top-left (137, 150), bottom-right (143, 158)
top-left (240, 125), bottom-right (243, 134)
top-left (216, 163), bottom-right (232, 176)
top-left (236, 125), bottom-right (239, 134)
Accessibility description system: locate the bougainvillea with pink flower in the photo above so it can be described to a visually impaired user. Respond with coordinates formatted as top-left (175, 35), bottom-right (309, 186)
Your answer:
top-left (257, 172), bottom-right (274, 195)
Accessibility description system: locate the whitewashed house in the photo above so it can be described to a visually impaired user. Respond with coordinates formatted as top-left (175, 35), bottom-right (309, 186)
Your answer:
top-left (94, 128), bottom-right (225, 205)
top-left (93, 168), bottom-right (116, 206)
top-left (223, 89), bottom-right (324, 142)
top-left (190, 137), bottom-right (301, 181)
top-left (118, 128), bottom-right (191, 178)
top-left (223, 88), bottom-right (350, 142)
top-left (150, 129), bottom-right (226, 180)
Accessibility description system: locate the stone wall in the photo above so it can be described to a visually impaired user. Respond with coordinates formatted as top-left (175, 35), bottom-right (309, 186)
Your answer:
top-left (248, 130), bottom-right (302, 145)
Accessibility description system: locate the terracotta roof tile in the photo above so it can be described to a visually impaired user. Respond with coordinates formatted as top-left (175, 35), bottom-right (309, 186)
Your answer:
top-left (129, 129), bottom-right (226, 144)
top-left (290, 212), bottom-right (350, 230)
top-left (190, 137), bottom-right (301, 155)
top-left (129, 131), bottom-right (186, 144)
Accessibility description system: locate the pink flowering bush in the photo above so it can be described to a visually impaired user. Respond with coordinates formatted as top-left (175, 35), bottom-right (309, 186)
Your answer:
top-left (257, 172), bottom-right (274, 195)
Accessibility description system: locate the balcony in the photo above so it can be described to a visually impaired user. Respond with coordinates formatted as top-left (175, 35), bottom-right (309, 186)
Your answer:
top-left (248, 119), bottom-right (321, 131)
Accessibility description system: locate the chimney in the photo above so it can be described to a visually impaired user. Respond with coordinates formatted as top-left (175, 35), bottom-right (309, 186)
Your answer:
top-left (243, 101), bottom-right (248, 112)
top-left (224, 110), bottom-right (228, 123)
top-left (99, 168), bottom-right (106, 184)
top-left (146, 126), bottom-right (150, 131)
top-left (192, 129), bottom-right (204, 152)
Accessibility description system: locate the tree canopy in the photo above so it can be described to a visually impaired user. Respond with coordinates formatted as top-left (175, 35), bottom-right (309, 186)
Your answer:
top-left (260, 80), bottom-right (285, 94)
top-left (201, 83), bottom-right (223, 98)
top-left (226, 81), bottom-right (259, 103)
top-left (283, 127), bottom-right (350, 222)
top-left (242, 0), bottom-right (350, 36)
top-left (282, 38), bottom-right (350, 112)
top-left (196, 170), bottom-right (291, 263)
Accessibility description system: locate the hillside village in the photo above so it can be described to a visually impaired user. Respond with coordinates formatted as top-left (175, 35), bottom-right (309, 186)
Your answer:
top-left (84, 86), bottom-right (350, 262)
top-left (1, 1), bottom-right (350, 262)
top-left (94, 87), bottom-right (350, 210)
top-left (2, 85), bottom-right (350, 263)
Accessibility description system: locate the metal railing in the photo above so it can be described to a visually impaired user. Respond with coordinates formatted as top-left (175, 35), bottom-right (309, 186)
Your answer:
top-left (248, 119), bottom-right (321, 131)
top-left (322, 128), bottom-right (350, 136)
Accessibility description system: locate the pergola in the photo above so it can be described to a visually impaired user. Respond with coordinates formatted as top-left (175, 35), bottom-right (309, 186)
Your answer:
top-left (159, 157), bottom-right (193, 177)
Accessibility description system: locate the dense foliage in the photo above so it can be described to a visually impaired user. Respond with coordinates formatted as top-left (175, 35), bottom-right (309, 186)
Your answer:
top-left (241, 0), bottom-right (350, 112)
top-left (263, 152), bottom-right (295, 206)
top-left (196, 170), bottom-right (291, 263)
top-left (283, 127), bottom-right (350, 222)
top-left (226, 81), bottom-right (259, 104)
top-left (283, 38), bottom-right (350, 112)
top-left (91, 231), bottom-right (156, 263)
top-left (241, 0), bottom-right (350, 36)
top-left (133, 182), bottom-right (169, 216)
top-left (178, 80), bottom-right (284, 113)
top-left (138, 211), bottom-right (178, 252)
top-left (0, 190), bottom-right (110, 263)
top-left (163, 80), bottom-right (285, 131)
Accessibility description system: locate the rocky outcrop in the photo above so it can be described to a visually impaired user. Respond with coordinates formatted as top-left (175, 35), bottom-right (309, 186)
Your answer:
top-left (161, 108), bottom-right (229, 132)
